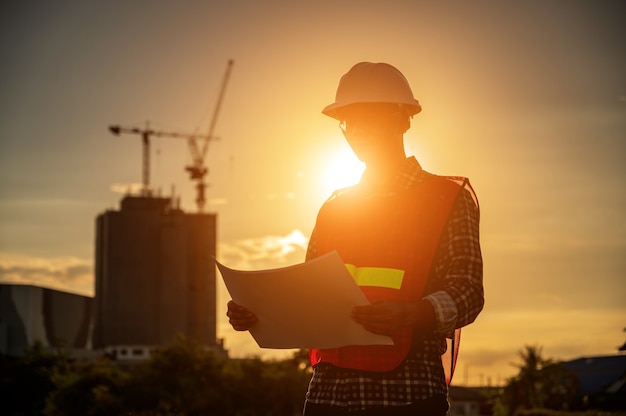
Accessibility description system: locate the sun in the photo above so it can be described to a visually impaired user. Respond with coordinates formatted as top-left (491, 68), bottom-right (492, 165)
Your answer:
top-left (320, 147), bottom-right (365, 196)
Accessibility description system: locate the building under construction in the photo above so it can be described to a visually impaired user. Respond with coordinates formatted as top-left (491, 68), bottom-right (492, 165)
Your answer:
top-left (93, 194), bottom-right (221, 359)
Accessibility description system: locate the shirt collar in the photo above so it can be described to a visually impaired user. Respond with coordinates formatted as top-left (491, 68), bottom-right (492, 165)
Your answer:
top-left (358, 156), bottom-right (423, 191)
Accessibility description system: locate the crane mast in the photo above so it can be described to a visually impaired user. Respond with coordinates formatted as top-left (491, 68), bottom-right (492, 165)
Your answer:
top-left (186, 59), bottom-right (234, 212)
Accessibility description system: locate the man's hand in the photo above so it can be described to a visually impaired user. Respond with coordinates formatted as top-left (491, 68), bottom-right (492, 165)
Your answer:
top-left (227, 300), bottom-right (258, 331)
top-left (351, 300), bottom-right (415, 336)
top-left (351, 299), bottom-right (436, 335)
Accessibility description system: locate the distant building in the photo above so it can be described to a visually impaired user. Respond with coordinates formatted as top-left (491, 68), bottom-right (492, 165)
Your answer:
top-left (93, 195), bottom-right (222, 357)
top-left (0, 284), bottom-right (92, 356)
top-left (564, 354), bottom-right (626, 410)
top-left (448, 385), bottom-right (490, 416)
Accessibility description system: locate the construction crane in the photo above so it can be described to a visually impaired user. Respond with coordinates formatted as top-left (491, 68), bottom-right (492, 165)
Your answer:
top-left (185, 59), bottom-right (234, 212)
top-left (109, 59), bottom-right (234, 212)
top-left (108, 123), bottom-right (211, 199)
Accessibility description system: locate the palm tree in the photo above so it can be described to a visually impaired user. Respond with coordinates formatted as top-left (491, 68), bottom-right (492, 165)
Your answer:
top-left (515, 345), bottom-right (547, 408)
top-left (500, 345), bottom-right (579, 415)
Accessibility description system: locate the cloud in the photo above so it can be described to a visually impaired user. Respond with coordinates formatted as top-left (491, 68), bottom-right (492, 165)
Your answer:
top-left (0, 252), bottom-right (93, 296)
top-left (453, 306), bottom-right (626, 385)
top-left (217, 229), bottom-right (308, 270)
top-left (215, 230), bottom-right (310, 358)
top-left (0, 229), bottom-right (310, 301)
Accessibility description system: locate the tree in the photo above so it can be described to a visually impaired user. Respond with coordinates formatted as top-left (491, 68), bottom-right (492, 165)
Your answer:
top-left (44, 357), bottom-right (128, 416)
top-left (500, 345), bottom-right (579, 416)
top-left (6, 336), bottom-right (314, 415)
top-left (220, 351), bottom-right (311, 415)
top-left (516, 345), bottom-right (545, 409)
top-left (0, 342), bottom-right (72, 416)
top-left (126, 334), bottom-right (230, 415)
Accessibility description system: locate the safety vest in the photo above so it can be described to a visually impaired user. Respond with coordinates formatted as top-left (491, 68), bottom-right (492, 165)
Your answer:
top-left (309, 174), bottom-right (462, 372)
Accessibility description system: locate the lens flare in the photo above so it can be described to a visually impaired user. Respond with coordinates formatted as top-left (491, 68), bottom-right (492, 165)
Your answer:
top-left (320, 147), bottom-right (365, 196)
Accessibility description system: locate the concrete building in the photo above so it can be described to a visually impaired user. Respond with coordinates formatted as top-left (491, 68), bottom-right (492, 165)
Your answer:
top-left (93, 195), bottom-right (220, 357)
top-left (0, 284), bottom-right (92, 356)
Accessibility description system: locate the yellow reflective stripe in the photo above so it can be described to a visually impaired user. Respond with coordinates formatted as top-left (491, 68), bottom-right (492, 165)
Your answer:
top-left (345, 264), bottom-right (405, 289)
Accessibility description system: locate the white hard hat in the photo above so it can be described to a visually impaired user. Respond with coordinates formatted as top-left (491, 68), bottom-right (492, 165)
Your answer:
top-left (322, 62), bottom-right (422, 120)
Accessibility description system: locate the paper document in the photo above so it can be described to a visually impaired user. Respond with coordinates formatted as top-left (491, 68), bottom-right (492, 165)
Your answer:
top-left (217, 251), bottom-right (393, 349)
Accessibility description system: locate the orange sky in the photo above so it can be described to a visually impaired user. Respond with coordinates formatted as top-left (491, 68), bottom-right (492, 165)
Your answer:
top-left (1, 0), bottom-right (625, 385)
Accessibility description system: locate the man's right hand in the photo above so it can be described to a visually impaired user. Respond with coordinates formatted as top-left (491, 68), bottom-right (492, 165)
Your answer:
top-left (226, 300), bottom-right (258, 331)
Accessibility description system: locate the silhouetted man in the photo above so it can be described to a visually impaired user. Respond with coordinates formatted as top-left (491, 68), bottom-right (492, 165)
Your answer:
top-left (228, 62), bottom-right (484, 415)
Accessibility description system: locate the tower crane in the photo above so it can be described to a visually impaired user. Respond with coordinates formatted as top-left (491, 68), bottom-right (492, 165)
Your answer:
top-left (185, 59), bottom-right (234, 212)
top-left (108, 59), bottom-right (234, 212)
top-left (108, 123), bottom-right (211, 199)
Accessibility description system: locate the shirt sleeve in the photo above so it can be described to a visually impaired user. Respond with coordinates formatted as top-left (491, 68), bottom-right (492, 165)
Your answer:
top-left (423, 182), bottom-right (484, 337)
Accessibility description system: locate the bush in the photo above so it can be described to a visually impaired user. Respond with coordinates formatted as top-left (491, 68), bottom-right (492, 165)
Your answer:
top-left (7, 335), bottom-right (312, 415)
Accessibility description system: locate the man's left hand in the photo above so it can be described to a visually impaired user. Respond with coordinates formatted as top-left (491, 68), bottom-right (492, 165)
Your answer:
top-left (351, 300), bottom-right (415, 336)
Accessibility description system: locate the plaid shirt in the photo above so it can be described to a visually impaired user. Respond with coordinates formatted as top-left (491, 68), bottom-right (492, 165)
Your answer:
top-left (305, 156), bottom-right (484, 410)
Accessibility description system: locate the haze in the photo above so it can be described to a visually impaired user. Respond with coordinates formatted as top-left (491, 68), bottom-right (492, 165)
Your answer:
top-left (1, 0), bottom-right (624, 385)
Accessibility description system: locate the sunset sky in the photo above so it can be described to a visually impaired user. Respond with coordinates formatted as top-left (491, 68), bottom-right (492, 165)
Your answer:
top-left (1, 0), bottom-right (624, 385)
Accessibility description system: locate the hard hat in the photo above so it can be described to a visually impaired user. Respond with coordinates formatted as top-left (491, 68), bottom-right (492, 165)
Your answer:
top-left (322, 62), bottom-right (422, 120)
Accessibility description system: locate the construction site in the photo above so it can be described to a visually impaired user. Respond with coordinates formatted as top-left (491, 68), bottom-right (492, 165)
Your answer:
top-left (0, 60), bottom-right (235, 360)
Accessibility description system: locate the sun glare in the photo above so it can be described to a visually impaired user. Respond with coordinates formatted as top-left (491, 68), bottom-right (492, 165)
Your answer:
top-left (321, 148), bottom-right (365, 196)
